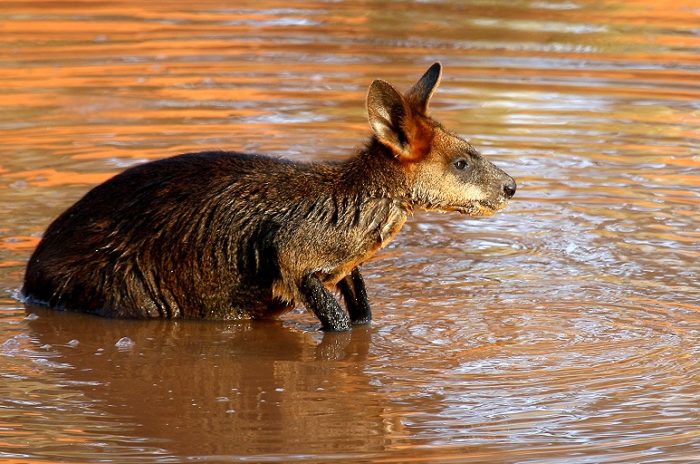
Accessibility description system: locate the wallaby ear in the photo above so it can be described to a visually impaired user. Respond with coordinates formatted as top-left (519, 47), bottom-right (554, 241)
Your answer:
top-left (406, 62), bottom-right (442, 114)
top-left (367, 79), bottom-right (412, 158)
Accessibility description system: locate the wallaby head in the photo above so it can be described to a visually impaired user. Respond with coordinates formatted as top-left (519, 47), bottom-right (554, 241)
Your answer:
top-left (367, 62), bottom-right (516, 216)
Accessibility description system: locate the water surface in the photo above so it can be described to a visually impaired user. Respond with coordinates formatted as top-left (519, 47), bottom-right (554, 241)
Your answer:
top-left (1, 1), bottom-right (700, 462)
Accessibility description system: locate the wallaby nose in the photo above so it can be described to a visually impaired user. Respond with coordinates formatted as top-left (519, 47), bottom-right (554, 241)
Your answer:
top-left (503, 178), bottom-right (516, 199)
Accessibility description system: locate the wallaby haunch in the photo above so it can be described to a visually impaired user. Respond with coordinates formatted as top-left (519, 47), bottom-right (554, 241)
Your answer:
top-left (23, 63), bottom-right (516, 331)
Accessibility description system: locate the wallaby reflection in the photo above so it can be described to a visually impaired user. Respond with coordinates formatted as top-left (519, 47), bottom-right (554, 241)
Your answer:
top-left (26, 307), bottom-right (399, 457)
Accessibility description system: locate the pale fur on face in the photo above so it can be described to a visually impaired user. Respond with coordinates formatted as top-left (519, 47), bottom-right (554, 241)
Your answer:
top-left (409, 127), bottom-right (508, 216)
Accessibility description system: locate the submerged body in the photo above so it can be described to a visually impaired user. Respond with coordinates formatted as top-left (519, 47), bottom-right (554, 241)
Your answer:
top-left (23, 63), bottom-right (516, 330)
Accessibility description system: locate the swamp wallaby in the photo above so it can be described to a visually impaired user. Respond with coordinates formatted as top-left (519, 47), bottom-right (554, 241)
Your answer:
top-left (23, 63), bottom-right (516, 331)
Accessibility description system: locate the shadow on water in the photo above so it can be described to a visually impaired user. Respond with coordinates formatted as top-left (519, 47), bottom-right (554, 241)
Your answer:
top-left (23, 306), bottom-right (393, 459)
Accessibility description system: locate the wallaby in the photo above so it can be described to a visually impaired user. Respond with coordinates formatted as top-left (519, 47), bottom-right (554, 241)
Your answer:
top-left (23, 63), bottom-right (516, 331)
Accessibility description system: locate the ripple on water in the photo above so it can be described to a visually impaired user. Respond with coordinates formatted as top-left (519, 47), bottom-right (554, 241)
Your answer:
top-left (367, 297), bottom-right (699, 453)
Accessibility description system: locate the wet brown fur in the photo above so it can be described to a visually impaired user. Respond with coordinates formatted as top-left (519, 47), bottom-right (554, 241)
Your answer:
top-left (23, 63), bottom-right (516, 331)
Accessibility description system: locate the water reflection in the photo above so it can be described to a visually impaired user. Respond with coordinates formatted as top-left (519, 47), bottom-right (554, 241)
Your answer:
top-left (22, 308), bottom-right (392, 459)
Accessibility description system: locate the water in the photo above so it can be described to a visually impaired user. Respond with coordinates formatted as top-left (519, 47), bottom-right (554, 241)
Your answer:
top-left (1, 0), bottom-right (699, 462)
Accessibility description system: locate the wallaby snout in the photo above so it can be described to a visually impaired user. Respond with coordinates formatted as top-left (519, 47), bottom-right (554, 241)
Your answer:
top-left (503, 177), bottom-right (517, 199)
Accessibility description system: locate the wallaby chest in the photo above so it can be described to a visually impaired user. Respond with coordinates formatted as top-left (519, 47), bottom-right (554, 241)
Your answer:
top-left (319, 198), bottom-right (407, 286)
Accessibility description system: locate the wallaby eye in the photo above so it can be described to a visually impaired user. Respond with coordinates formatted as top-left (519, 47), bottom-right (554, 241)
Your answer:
top-left (453, 159), bottom-right (468, 170)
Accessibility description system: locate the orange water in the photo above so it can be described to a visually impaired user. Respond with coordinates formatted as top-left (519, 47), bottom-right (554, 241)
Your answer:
top-left (1, 1), bottom-right (699, 462)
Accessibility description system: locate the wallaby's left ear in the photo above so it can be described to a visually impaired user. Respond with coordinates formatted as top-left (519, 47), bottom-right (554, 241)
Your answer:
top-left (367, 79), bottom-right (413, 159)
top-left (406, 62), bottom-right (442, 114)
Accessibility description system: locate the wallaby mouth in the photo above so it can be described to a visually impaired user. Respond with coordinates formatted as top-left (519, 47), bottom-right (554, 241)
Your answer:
top-left (418, 200), bottom-right (507, 217)
top-left (451, 198), bottom-right (510, 217)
